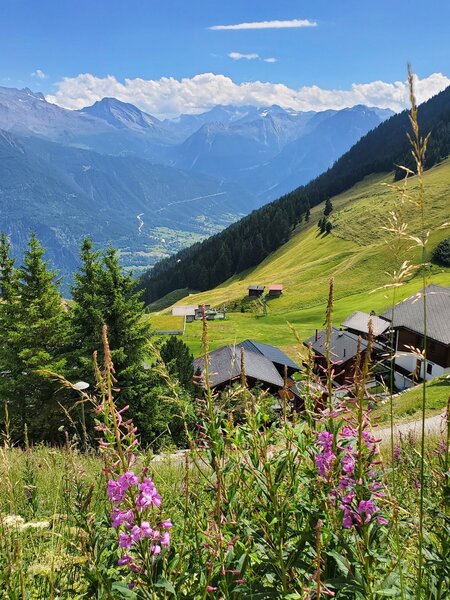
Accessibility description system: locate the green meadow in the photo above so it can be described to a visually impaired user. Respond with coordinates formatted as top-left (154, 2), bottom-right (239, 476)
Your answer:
top-left (151, 159), bottom-right (450, 359)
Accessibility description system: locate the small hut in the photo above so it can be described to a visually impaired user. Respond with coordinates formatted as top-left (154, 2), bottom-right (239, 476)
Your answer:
top-left (267, 284), bottom-right (283, 298)
top-left (248, 285), bottom-right (265, 297)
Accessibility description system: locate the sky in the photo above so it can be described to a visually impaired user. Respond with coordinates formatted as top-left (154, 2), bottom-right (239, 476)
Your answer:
top-left (1, 0), bottom-right (450, 118)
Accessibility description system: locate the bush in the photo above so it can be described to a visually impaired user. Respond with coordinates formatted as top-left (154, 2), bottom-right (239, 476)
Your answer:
top-left (432, 237), bottom-right (450, 266)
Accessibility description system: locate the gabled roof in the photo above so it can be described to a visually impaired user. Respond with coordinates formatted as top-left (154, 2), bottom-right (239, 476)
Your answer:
top-left (193, 345), bottom-right (284, 389)
top-left (268, 284), bottom-right (283, 291)
top-left (237, 339), bottom-right (300, 371)
top-left (342, 311), bottom-right (390, 337)
top-left (380, 284), bottom-right (450, 345)
top-left (304, 327), bottom-right (373, 363)
top-left (248, 284), bottom-right (265, 291)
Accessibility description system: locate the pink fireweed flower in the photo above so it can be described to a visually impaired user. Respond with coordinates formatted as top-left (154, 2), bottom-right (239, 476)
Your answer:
top-left (140, 521), bottom-right (153, 537)
top-left (160, 518), bottom-right (172, 529)
top-left (357, 499), bottom-right (377, 523)
top-left (151, 544), bottom-right (161, 556)
top-left (111, 508), bottom-right (134, 528)
top-left (341, 451), bottom-right (356, 475)
top-left (119, 532), bottom-right (133, 549)
top-left (341, 506), bottom-right (354, 529)
top-left (161, 532), bottom-right (170, 547)
top-left (136, 490), bottom-right (162, 511)
top-left (118, 554), bottom-right (133, 566)
top-left (107, 480), bottom-right (126, 504)
top-left (130, 525), bottom-right (142, 542)
top-left (117, 471), bottom-right (139, 490)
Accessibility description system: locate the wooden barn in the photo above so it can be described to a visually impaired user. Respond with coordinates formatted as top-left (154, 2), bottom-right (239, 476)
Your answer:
top-left (267, 284), bottom-right (283, 297)
top-left (248, 285), bottom-right (265, 297)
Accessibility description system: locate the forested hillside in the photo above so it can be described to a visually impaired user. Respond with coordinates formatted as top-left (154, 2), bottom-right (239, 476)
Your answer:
top-left (140, 85), bottom-right (450, 304)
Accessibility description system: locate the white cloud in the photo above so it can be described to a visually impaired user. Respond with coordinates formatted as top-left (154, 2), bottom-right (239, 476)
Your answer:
top-left (31, 69), bottom-right (47, 80)
top-left (209, 19), bottom-right (317, 30)
top-left (228, 52), bottom-right (259, 60)
top-left (46, 72), bottom-right (450, 119)
top-left (264, 57), bottom-right (277, 63)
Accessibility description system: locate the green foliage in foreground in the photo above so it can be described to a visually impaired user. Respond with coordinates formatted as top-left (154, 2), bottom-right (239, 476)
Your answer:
top-left (0, 394), bottom-right (448, 599)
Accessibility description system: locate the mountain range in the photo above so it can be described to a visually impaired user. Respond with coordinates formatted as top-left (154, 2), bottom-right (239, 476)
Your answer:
top-left (0, 85), bottom-right (394, 280)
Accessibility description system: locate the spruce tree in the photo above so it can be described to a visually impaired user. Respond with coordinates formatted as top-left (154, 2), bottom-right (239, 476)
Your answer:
top-left (0, 233), bottom-right (18, 301)
top-left (0, 234), bottom-right (19, 427)
top-left (70, 238), bottom-right (105, 383)
top-left (324, 198), bottom-right (333, 217)
top-left (6, 234), bottom-right (69, 441)
top-left (160, 336), bottom-right (195, 394)
top-left (70, 243), bottom-right (151, 424)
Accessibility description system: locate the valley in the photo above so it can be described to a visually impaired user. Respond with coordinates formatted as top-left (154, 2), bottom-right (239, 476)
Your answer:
top-left (0, 85), bottom-right (392, 281)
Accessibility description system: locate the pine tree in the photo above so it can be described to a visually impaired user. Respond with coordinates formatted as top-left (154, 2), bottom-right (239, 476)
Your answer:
top-left (6, 234), bottom-right (69, 441)
top-left (160, 336), bottom-right (195, 394)
top-left (325, 221), bottom-right (333, 234)
top-left (70, 238), bottom-right (105, 383)
top-left (0, 234), bottom-right (19, 427)
top-left (100, 248), bottom-right (150, 381)
top-left (323, 198), bottom-right (333, 217)
top-left (0, 233), bottom-right (18, 301)
top-left (70, 243), bottom-right (152, 431)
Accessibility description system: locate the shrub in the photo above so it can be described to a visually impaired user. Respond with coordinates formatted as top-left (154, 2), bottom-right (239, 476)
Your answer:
top-left (432, 237), bottom-right (450, 266)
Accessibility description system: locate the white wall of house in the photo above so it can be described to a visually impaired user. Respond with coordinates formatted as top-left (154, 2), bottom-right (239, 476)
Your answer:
top-left (172, 305), bottom-right (197, 317)
top-left (394, 351), bottom-right (449, 390)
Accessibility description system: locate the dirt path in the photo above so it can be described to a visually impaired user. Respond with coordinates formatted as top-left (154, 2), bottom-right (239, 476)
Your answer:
top-left (376, 411), bottom-right (447, 442)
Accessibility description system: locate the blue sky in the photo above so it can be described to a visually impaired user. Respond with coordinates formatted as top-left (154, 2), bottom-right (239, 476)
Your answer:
top-left (2, 0), bottom-right (449, 117)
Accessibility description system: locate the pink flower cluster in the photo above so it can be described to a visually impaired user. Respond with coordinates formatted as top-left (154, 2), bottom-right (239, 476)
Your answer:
top-left (315, 431), bottom-right (336, 479)
top-left (107, 471), bottom-right (171, 568)
top-left (315, 422), bottom-right (388, 530)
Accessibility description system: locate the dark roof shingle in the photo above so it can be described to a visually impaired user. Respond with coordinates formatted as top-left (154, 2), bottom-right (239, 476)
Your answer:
top-left (342, 311), bottom-right (390, 337)
top-left (237, 339), bottom-right (300, 370)
top-left (304, 327), bottom-right (375, 363)
top-left (193, 345), bottom-right (284, 389)
top-left (380, 284), bottom-right (450, 345)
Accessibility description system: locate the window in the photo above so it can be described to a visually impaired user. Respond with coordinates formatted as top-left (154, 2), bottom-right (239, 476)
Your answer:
top-left (426, 363), bottom-right (433, 375)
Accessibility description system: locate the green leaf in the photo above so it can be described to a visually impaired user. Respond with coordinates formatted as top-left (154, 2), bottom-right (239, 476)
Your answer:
top-left (155, 576), bottom-right (177, 595)
top-left (111, 581), bottom-right (137, 598)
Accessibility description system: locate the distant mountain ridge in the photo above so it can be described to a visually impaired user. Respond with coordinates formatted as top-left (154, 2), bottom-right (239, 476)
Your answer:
top-left (0, 85), bottom-right (394, 198)
top-left (0, 84), bottom-right (396, 282)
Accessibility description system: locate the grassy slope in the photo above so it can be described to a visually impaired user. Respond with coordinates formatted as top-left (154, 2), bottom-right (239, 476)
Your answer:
top-left (373, 376), bottom-right (450, 424)
top-left (152, 159), bottom-right (450, 358)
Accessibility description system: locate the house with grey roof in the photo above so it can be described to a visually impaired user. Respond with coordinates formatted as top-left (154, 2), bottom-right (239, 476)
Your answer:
top-left (192, 340), bottom-right (300, 402)
top-left (342, 311), bottom-right (390, 340)
top-left (236, 339), bottom-right (300, 377)
top-left (380, 284), bottom-right (450, 389)
top-left (304, 326), bottom-right (382, 385)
